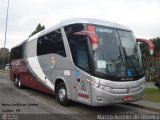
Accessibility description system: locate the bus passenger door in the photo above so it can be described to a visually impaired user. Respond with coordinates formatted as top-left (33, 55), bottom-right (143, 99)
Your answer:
top-left (74, 40), bottom-right (91, 104)
top-left (76, 69), bottom-right (91, 104)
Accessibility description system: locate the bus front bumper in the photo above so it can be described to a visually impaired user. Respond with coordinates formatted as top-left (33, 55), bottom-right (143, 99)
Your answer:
top-left (90, 84), bottom-right (145, 106)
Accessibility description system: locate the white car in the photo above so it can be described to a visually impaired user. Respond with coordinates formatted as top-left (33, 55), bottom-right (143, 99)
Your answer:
top-left (5, 64), bottom-right (10, 71)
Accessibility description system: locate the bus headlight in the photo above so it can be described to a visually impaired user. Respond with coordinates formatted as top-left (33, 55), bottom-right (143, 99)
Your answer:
top-left (92, 82), bottom-right (111, 92)
top-left (141, 83), bottom-right (145, 88)
top-left (101, 86), bottom-right (110, 92)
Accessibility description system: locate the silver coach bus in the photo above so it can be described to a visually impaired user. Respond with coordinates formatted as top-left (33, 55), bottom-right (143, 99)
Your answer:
top-left (10, 18), bottom-right (154, 106)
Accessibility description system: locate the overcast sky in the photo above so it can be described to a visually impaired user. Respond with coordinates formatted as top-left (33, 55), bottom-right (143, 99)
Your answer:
top-left (0, 0), bottom-right (160, 49)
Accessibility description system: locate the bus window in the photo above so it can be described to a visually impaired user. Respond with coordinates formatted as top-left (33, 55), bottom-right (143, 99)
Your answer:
top-left (37, 29), bottom-right (66, 57)
top-left (10, 45), bottom-right (23, 60)
top-left (76, 40), bottom-right (89, 72)
top-left (64, 24), bottom-right (91, 71)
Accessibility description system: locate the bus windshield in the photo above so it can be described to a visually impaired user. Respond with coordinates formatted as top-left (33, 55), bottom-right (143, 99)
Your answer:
top-left (93, 26), bottom-right (143, 77)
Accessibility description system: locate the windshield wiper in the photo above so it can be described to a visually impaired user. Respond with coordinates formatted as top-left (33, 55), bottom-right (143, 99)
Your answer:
top-left (122, 47), bottom-right (139, 77)
top-left (118, 47), bottom-right (125, 67)
top-left (127, 56), bottom-right (139, 76)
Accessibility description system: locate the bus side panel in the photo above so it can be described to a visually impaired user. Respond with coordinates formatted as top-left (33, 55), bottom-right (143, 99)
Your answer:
top-left (10, 59), bottom-right (27, 81)
top-left (23, 38), bottom-right (55, 94)
top-left (10, 59), bottom-right (53, 94)
top-left (21, 72), bottom-right (53, 94)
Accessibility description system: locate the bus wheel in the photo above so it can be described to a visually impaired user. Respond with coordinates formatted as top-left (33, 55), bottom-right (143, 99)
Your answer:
top-left (17, 77), bottom-right (23, 89)
top-left (14, 77), bottom-right (18, 87)
top-left (56, 82), bottom-right (70, 106)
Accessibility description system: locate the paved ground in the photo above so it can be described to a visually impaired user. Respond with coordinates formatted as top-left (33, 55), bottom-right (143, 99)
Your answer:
top-left (145, 82), bottom-right (159, 89)
top-left (128, 100), bottom-right (160, 112)
top-left (0, 72), bottom-right (159, 120)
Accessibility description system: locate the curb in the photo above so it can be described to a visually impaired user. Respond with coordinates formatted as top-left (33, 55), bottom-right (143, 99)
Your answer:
top-left (126, 102), bottom-right (160, 113)
top-left (0, 71), bottom-right (9, 77)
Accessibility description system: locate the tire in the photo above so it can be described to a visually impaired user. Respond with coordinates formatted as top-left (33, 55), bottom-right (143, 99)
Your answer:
top-left (56, 82), bottom-right (70, 106)
top-left (17, 77), bottom-right (23, 89)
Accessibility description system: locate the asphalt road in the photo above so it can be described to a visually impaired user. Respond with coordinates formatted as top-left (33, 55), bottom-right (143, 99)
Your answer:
top-left (0, 73), bottom-right (159, 120)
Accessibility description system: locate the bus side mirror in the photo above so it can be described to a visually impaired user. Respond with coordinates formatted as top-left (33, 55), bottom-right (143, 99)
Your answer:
top-left (74, 31), bottom-right (99, 50)
top-left (136, 38), bottom-right (154, 55)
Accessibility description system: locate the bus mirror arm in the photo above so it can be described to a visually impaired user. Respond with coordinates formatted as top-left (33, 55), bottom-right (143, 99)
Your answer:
top-left (74, 31), bottom-right (99, 50)
top-left (136, 38), bottom-right (154, 55)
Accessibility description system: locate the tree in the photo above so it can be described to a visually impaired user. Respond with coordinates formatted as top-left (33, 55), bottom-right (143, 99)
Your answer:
top-left (29, 23), bottom-right (45, 37)
top-left (0, 48), bottom-right (10, 69)
top-left (140, 37), bottom-right (160, 82)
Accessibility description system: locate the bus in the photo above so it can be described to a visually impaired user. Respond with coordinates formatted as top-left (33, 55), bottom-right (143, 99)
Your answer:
top-left (10, 18), bottom-right (154, 106)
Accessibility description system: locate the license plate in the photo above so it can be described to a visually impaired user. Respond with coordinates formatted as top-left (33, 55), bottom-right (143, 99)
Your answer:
top-left (123, 96), bottom-right (133, 102)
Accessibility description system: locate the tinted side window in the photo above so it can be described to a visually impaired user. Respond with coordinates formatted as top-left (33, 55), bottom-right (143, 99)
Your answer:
top-left (64, 23), bottom-right (85, 42)
top-left (10, 45), bottom-right (23, 60)
top-left (37, 29), bottom-right (66, 57)
top-left (64, 24), bottom-right (90, 72)
top-left (76, 41), bottom-right (89, 71)
top-left (64, 24), bottom-right (85, 63)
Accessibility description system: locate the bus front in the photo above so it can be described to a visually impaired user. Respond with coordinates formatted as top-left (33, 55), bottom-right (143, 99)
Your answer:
top-left (73, 24), bottom-right (154, 106)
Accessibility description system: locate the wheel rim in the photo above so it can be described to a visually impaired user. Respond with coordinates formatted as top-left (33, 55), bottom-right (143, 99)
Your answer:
top-left (18, 79), bottom-right (21, 87)
top-left (58, 87), bottom-right (66, 102)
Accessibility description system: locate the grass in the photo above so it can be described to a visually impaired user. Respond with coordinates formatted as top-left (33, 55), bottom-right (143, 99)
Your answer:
top-left (144, 88), bottom-right (160, 103)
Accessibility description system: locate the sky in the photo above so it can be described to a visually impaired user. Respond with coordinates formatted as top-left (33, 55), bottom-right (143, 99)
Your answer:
top-left (0, 0), bottom-right (160, 49)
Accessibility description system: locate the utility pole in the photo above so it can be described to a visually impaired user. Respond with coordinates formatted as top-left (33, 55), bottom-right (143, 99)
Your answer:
top-left (2, 0), bottom-right (10, 70)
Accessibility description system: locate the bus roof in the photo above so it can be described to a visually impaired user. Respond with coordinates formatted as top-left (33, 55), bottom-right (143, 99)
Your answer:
top-left (61, 18), bottom-right (131, 31)
top-left (39, 18), bottom-right (131, 38)
top-left (12, 18), bottom-right (132, 48)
